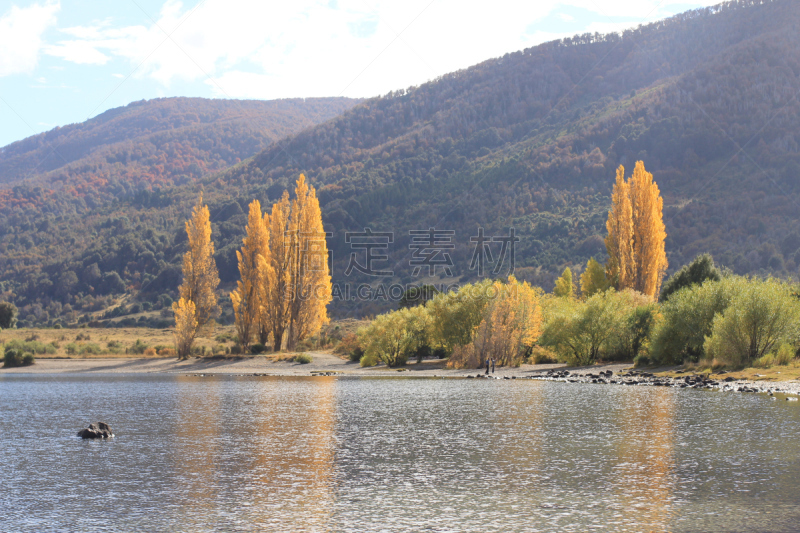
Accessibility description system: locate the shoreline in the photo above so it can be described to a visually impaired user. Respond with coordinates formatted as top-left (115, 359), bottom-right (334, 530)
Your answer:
top-left (3, 355), bottom-right (800, 397)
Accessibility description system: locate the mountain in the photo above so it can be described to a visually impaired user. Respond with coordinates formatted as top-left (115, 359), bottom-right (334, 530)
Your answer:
top-left (0, 96), bottom-right (359, 207)
top-left (3, 0), bottom-right (800, 327)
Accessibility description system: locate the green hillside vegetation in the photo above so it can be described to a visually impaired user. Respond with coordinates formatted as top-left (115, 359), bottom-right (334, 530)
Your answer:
top-left (2, 0), bottom-right (800, 327)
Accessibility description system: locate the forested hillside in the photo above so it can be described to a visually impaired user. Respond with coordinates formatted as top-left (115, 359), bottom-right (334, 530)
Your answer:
top-left (0, 97), bottom-right (358, 206)
top-left (3, 0), bottom-right (800, 327)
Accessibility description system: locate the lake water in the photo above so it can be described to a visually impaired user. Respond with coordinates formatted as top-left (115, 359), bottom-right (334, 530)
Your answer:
top-left (1, 374), bottom-right (799, 532)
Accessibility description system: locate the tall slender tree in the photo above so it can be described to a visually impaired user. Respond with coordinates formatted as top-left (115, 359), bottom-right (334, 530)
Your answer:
top-left (605, 166), bottom-right (634, 290)
top-left (230, 200), bottom-right (270, 353)
top-left (604, 162), bottom-right (667, 300)
top-left (259, 191), bottom-right (291, 351)
top-left (629, 161), bottom-right (668, 297)
top-left (287, 175), bottom-right (332, 350)
top-left (173, 194), bottom-right (220, 357)
top-left (173, 298), bottom-right (198, 360)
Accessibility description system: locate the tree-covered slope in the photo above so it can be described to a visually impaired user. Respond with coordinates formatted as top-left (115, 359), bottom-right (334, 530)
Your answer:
top-left (3, 0), bottom-right (800, 326)
top-left (0, 96), bottom-right (358, 206)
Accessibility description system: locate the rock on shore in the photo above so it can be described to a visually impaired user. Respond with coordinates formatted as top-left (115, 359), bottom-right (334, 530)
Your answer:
top-left (524, 369), bottom-right (800, 398)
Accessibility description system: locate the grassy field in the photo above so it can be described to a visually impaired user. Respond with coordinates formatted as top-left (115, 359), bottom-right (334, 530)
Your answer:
top-left (0, 326), bottom-right (237, 359)
top-left (0, 318), bottom-right (369, 360)
top-left (658, 362), bottom-right (800, 382)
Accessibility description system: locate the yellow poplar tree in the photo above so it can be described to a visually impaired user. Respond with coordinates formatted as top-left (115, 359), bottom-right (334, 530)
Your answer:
top-left (580, 257), bottom-right (610, 299)
top-left (173, 298), bottom-right (198, 360)
top-left (173, 194), bottom-right (220, 357)
top-left (259, 191), bottom-right (291, 351)
top-left (230, 200), bottom-right (270, 353)
top-left (605, 166), bottom-right (634, 290)
top-left (604, 162), bottom-right (667, 300)
top-left (287, 174), bottom-right (332, 350)
top-left (629, 161), bottom-right (668, 298)
top-left (553, 267), bottom-right (576, 299)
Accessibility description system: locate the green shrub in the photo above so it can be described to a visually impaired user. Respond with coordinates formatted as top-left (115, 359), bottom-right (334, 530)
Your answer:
top-left (358, 305), bottom-right (430, 367)
top-left (66, 342), bottom-right (104, 355)
top-left (212, 344), bottom-right (227, 355)
top-left (774, 344), bottom-right (796, 366)
top-left (129, 339), bottom-right (149, 354)
top-left (660, 253), bottom-right (721, 302)
top-left (3, 347), bottom-right (33, 367)
top-left (650, 276), bottom-right (744, 365)
top-left (704, 278), bottom-right (800, 367)
top-left (754, 344), bottom-right (795, 368)
top-left (81, 343), bottom-right (103, 355)
top-left (540, 290), bottom-right (634, 366)
top-left (530, 346), bottom-right (557, 364)
top-left (230, 345), bottom-right (242, 355)
top-left (293, 353), bottom-right (313, 364)
top-left (633, 353), bottom-right (652, 367)
top-left (215, 333), bottom-right (235, 343)
top-left (250, 343), bottom-right (266, 354)
top-left (753, 353), bottom-right (774, 368)
top-left (360, 353), bottom-right (378, 367)
top-left (5, 339), bottom-right (55, 355)
top-left (4, 348), bottom-right (22, 367)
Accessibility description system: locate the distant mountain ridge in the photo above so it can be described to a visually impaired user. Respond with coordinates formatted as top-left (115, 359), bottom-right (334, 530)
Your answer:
top-left (2, 0), bottom-right (800, 326)
top-left (0, 96), bottom-right (359, 206)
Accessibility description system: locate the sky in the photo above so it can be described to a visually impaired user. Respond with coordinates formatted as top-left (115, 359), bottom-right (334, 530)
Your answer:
top-left (0, 0), bottom-right (717, 148)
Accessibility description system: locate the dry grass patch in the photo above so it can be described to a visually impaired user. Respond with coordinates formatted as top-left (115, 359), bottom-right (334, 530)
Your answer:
top-left (0, 326), bottom-right (237, 359)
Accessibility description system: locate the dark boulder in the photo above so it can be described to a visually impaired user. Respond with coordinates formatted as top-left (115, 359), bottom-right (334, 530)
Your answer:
top-left (77, 422), bottom-right (114, 439)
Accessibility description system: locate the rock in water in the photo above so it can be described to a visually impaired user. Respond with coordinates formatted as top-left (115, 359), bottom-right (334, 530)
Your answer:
top-left (77, 422), bottom-right (114, 439)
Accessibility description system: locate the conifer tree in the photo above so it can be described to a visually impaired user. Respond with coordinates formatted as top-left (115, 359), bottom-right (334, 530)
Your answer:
top-left (553, 267), bottom-right (576, 299)
top-left (230, 200), bottom-right (270, 353)
top-left (173, 194), bottom-right (220, 357)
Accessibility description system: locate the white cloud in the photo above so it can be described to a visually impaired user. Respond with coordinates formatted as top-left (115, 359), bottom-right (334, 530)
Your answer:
top-left (0, 0), bottom-right (60, 77)
top-left (44, 39), bottom-right (110, 64)
top-left (37, 0), bottom-right (724, 99)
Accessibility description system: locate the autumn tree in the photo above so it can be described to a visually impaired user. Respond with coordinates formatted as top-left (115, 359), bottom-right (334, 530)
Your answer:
top-left (473, 277), bottom-right (543, 367)
top-left (173, 298), bottom-right (198, 360)
top-left (580, 258), bottom-right (610, 298)
top-left (553, 267), bottom-right (576, 298)
top-left (173, 195), bottom-right (220, 358)
top-left (605, 166), bottom-right (634, 290)
top-left (604, 162), bottom-right (667, 299)
top-left (230, 200), bottom-right (270, 353)
top-left (259, 192), bottom-right (291, 351)
top-left (286, 175), bottom-right (332, 351)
